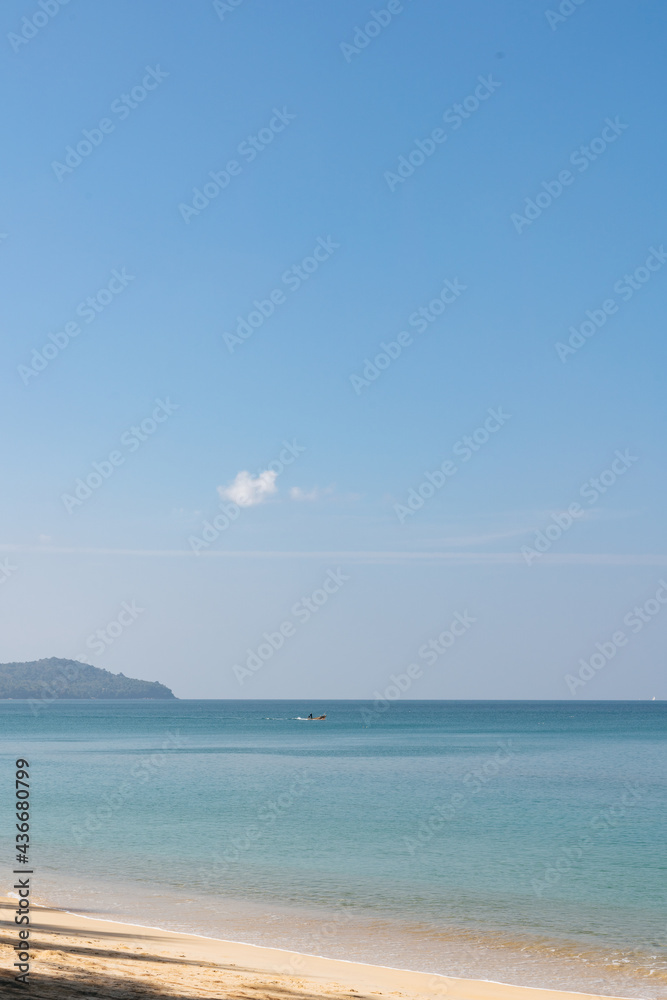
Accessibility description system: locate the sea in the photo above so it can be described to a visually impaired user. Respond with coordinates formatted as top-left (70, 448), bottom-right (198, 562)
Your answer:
top-left (1, 700), bottom-right (665, 998)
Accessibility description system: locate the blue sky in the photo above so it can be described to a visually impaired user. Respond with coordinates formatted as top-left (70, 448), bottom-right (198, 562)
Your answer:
top-left (1, 0), bottom-right (665, 699)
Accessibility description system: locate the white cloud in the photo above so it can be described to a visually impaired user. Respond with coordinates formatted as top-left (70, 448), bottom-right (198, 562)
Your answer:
top-left (289, 485), bottom-right (333, 502)
top-left (218, 470), bottom-right (278, 507)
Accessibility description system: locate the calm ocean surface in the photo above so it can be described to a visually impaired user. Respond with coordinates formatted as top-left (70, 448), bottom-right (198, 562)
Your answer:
top-left (1, 700), bottom-right (665, 997)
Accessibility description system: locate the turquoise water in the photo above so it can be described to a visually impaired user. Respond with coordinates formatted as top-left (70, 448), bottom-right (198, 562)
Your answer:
top-left (1, 700), bottom-right (665, 997)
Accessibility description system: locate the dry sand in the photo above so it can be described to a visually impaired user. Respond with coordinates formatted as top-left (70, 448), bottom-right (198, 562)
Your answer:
top-left (0, 896), bottom-right (628, 999)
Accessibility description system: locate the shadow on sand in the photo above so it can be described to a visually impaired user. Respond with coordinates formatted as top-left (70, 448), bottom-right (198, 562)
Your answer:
top-left (0, 922), bottom-right (368, 1000)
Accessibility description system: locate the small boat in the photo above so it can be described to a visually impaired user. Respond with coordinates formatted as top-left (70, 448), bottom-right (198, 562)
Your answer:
top-left (307, 714), bottom-right (326, 720)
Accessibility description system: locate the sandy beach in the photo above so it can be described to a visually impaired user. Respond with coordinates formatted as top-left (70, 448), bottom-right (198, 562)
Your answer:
top-left (0, 896), bottom-right (631, 1000)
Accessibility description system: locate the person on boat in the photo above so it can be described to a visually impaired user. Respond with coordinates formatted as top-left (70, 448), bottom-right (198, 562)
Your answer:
top-left (308, 713), bottom-right (313, 719)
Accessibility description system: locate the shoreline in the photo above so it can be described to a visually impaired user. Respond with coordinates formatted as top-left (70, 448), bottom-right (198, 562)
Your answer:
top-left (0, 895), bottom-right (636, 999)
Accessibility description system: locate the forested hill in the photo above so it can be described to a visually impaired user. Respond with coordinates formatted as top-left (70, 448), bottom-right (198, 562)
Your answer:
top-left (0, 658), bottom-right (176, 699)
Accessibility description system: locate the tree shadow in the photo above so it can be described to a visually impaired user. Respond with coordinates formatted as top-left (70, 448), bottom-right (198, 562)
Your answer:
top-left (1, 966), bottom-right (368, 999)
top-left (0, 922), bottom-right (374, 1000)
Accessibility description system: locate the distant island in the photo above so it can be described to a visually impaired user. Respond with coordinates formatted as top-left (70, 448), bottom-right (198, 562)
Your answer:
top-left (0, 658), bottom-right (176, 700)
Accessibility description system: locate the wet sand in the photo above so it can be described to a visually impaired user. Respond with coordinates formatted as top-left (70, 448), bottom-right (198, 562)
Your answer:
top-left (0, 896), bottom-right (629, 999)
